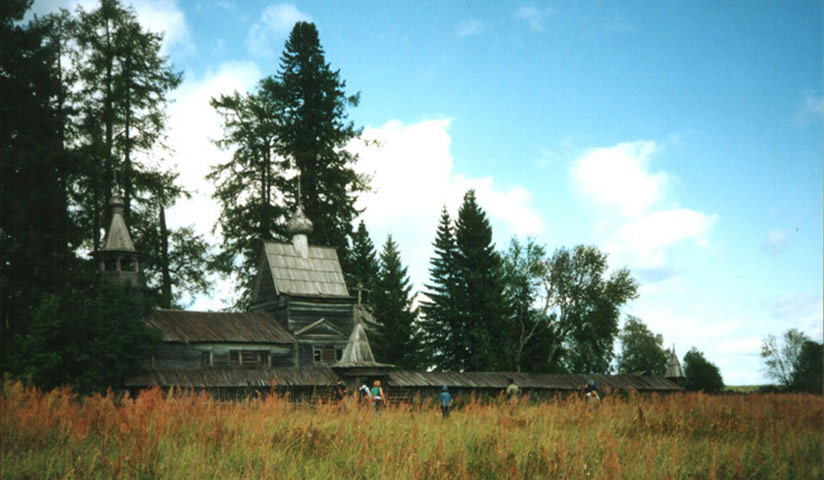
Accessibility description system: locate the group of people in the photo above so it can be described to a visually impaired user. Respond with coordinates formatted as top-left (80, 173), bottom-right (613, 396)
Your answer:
top-left (333, 377), bottom-right (601, 417)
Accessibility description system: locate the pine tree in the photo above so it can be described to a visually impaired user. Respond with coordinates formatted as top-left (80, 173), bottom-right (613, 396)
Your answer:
top-left (371, 235), bottom-right (421, 369)
top-left (453, 190), bottom-right (507, 371)
top-left (345, 220), bottom-right (379, 299)
top-left (420, 207), bottom-right (460, 371)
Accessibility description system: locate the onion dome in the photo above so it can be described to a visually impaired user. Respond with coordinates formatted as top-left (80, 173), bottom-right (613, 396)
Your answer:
top-left (287, 206), bottom-right (313, 236)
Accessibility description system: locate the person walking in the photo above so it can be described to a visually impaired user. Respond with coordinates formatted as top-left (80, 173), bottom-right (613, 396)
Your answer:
top-left (371, 380), bottom-right (386, 415)
top-left (505, 377), bottom-right (520, 402)
top-left (583, 379), bottom-right (600, 406)
top-left (439, 386), bottom-right (452, 418)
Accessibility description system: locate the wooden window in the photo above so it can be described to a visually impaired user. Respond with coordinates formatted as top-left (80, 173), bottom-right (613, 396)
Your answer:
top-left (314, 346), bottom-right (338, 365)
top-left (200, 351), bottom-right (212, 366)
top-left (260, 351), bottom-right (270, 366)
top-left (230, 350), bottom-right (240, 365)
top-left (241, 351), bottom-right (259, 366)
top-left (336, 348), bottom-right (343, 361)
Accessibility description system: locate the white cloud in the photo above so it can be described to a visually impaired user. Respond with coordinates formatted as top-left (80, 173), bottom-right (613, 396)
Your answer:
top-left (247, 3), bottom-right (311, 57)
top-left (131, 0), bottom-right (193, 56)
top-left (605, 209), bottom-right (717, 271)
top-left (163, 61), bottom-right (261, 237)
top-left (456, 20), bottom-right (484, 38)
top-left (515, 5), bottom-right (552, 32)
top-left (350, 119), bottom-right (543, 293)
top-left (30, 0), bottom-right (192, 56)
top-left (571, 141), bottom-right (667, 218)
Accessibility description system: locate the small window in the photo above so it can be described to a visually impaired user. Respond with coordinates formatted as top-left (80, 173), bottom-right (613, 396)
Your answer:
top-left (336, 349), bottom-right (343, 361)
top-left (230, 350), bottom-right (240, 365)
top-left (241, 351), bottom-right (259, 366)
top-left (105, 259), bottom-right (118, 272)
top-left (200, 351), bottom-right (212, 366)
top-left (121, 258), bottom-right (135, 272)
top-left (260, 352), bottom-right (270, 366)
top-left (313, 348), bottom-right (322, 362)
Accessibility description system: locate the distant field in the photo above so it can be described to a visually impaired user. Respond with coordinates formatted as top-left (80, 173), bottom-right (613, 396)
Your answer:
top-left (1, 380), bottom-right (821, 479)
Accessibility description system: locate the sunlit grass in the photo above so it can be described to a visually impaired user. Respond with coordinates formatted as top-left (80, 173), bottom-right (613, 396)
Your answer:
top-left (1, 379), bottom-right (820, 479)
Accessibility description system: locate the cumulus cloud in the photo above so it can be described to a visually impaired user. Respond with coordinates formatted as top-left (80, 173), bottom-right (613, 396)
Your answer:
top-left (515, 5), bottom-right (552, 32)
top-left (247, 3), bottom-right (311, 57)
top-left (30, 0), bottom-right (192, 56)
top-left (350, 119), bottom-right (543, 291)
top-left (570, 140), bottom-right (716, 282)
top-left (456, 20), bottom-right (484, 38)
top-left (605, 209), bottom-right (717, 272)
top-left (163, 61), bottom-right (262, 237)
top-left (571, 141), bottom-right (668, 218)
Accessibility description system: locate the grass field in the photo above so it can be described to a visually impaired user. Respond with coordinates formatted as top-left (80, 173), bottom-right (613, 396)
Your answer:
top-left (1, 379), bottom-right (820, 479)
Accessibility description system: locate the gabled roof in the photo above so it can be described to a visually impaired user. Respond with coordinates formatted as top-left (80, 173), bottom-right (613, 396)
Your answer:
top-left (294, 318), bottom-right (346, 338)
top-left (258, 241), bottom-right (350, 298)
top-left (146, 310), bottom-right (295, 344)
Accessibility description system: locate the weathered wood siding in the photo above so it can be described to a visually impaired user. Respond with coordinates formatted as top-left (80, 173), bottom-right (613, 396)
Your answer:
top-left (154, 342), bottom-right (295, 369)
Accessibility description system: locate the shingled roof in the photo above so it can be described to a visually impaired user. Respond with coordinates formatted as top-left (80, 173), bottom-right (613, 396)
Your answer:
top-left (146, 310), bottom-right (295, 343)
top-left (335, 320), bottom-right (392, 368)
top-left (260, 241), bottom-right (349, 298)
top-left (387, 371), bottom-right (682, 392)
top-left (125, 367), bottom-right (338, 388)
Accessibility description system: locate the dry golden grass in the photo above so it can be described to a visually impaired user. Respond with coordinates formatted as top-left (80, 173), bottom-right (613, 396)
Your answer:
top-left (1, 379), bottom-right (820, 479)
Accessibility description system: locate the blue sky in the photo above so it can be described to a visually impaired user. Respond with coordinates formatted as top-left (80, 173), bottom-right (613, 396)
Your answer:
top-left (34, 0), bottom-right (823, 384)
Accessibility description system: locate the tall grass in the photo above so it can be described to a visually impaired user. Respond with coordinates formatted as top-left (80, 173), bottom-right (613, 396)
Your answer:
top-left (1, 379), bottom-right (820, 479)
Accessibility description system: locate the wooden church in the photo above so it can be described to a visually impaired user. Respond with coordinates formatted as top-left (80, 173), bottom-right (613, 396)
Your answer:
top-left (99, 192), bottom-right (682, 400)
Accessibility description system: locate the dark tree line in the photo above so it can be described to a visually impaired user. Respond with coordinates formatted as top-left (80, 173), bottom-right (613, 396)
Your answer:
top-left (1, 0), bottom-right (207, 393)
top-left (352, 190), bottom-right (640, 374)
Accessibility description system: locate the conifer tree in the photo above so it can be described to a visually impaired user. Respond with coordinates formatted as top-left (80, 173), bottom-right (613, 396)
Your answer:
top-left (277, 21), bottom-right (367, 255)
top-left (211, 21), bottom-right (367, 305)
top-left (345, 220), bottom-right (379, 299)
top-left (371, 235), bottom-right (421, 369)
top-left (420, 207), bottom-right (460, 370)
top-left (453, 190), bottom-right (507, 371)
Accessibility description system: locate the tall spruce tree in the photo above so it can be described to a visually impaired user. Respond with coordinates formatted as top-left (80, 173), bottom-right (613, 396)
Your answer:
top-left (210, 21), bottom-right (367, 306)
top-left (453, 190), bottom-right (507, 371)
top-left (345, 220), bottom-right (379, 299)
top-left (277, 22), bottom-right (367, 256)
top-left (420, 207), bottom-right (460, 370)
top-left (371, 235), bottom-right (421, 369)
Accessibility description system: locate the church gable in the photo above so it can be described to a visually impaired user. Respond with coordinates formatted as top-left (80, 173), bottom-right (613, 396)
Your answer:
top-left (294, 318), bottom-right (347, 339)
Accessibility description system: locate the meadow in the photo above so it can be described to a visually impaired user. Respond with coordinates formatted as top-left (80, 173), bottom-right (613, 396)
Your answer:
top-left (1, 379), bottom-right (820, 479)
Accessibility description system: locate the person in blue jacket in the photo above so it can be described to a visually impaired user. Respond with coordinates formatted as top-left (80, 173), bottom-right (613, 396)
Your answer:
top-left (439, 385), bottom-right (452, 418)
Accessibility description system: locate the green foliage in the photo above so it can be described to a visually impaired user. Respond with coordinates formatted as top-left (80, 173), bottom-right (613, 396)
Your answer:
top-left (370, 235), bottom-right (422, 369)
top-left (791, 340), bottom-right (822, 394)
top-left (452, 190), bottom-right (508, 371)
top-left (344, 220), bottom-right (379, 297)
top-left (543, 246), bottom-right (639, 374)
top-left (499, 237), bottom-right (548, 372)
top-left (420, 207), bottom-right (460, 370)
top-left (3, 273), bottom-right (159, 394)
top-left (683, 347), bottom-right (724, 393)
top-left (210, 21), bottom-right (367, 306)
top-left (761, 328), bottom-right (810, 389)
top-left (616, 316), bottom-right (668, 376)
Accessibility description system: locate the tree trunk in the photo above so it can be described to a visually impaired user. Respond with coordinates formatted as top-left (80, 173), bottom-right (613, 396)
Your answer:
top-left (159, 205), bottom-right (172, 309)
